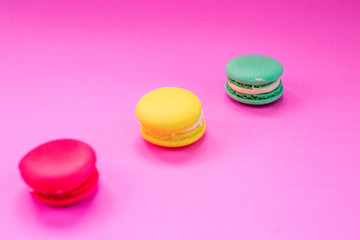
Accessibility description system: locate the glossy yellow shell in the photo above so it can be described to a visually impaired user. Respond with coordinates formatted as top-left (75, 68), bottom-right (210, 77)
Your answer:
top-left (136, 87), bottom-right (206, 147)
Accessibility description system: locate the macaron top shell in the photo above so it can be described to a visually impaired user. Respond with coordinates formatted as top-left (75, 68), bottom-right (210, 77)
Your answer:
top-left (136, 87), bottom-right (202, 132)
top-left (19, 139), bottom-right (96, 192)
top-left (226, 54), bottom-right (284, 86)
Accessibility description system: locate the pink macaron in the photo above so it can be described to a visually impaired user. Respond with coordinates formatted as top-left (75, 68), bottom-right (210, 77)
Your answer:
top-left (19, 139), bottom-right (99, 206)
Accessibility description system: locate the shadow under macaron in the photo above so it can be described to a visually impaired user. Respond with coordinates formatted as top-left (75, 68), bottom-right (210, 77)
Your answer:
top-left (224, 87), bottom-right (299, 117)
top-left (15, 181), bottom-right (115, 230)
top-left (135, 132), bottom-right (207, 165)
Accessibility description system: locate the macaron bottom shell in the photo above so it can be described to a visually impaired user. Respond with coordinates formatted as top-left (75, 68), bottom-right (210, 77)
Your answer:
top-left (225, 80), bottom-right (284, 105)
top-left (31, 169), bottom-right (99, 207)
top-left (141, 119), bottom-right (206, 147)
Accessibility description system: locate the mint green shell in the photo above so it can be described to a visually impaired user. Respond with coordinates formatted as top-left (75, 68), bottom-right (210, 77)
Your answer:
top-left (225, 81), bottom-right (284, 105)
top-left (226, 55), bottom-right (283, 86)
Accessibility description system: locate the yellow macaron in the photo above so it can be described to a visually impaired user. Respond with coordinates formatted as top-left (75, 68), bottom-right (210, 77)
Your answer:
top-left (135, 87), bottom-right (206, 147)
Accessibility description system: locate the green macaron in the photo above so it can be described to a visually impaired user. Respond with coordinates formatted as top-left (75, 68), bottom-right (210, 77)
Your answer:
top-left (225, 54), bottom-right (284, 105)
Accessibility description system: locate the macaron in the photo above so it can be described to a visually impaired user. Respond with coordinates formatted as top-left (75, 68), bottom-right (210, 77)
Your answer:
top-left (136, 87), bottom-right (206, 147)
top-left (19, 139), bottom-right (99, 206)
top-left (225, 54), bottom-right (284, 105)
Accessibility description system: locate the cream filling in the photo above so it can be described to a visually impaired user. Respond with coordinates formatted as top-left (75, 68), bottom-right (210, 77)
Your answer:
top-left (183, 111), bottom-right (204, 133)
top-left (30, 188), bottom-right (73, 195)
top-left (170, 111), bottom-right (204, 136)
top-left (228, 78), bottom-right (280, 95)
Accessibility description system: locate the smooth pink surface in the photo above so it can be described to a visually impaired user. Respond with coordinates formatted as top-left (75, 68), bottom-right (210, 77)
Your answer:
top-left (1, 0), bottom-right (359, 239)
top-left (19, 139), bottom-right (96, 191)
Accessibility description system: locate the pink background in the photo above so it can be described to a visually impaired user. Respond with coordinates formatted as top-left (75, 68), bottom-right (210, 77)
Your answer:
top-left (1, 0), bottom-right (359, 239)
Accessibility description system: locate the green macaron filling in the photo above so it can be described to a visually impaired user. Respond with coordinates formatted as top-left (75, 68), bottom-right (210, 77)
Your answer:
top-left (227, 77), bottom-right (275, 89)
top-left (226, 81), bottom-right (283, 100)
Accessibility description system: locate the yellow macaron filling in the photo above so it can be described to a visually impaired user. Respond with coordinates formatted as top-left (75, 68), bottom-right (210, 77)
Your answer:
top-left (141, 118), bottom-right (205, 142)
